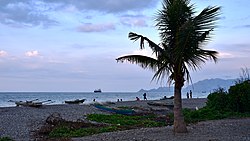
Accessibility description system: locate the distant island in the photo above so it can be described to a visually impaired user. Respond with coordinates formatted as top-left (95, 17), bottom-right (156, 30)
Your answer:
top-left (138, 78), bottom-right (236, 93)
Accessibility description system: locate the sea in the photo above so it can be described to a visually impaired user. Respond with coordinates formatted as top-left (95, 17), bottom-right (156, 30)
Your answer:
top-left (0, 91), bottom-right (209, 107)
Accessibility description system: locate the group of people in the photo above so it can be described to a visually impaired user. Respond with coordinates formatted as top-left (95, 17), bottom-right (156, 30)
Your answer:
top-left (186, 90), bottom-right (193, 99)
top-left (136, 93), bottom-right (147, 101)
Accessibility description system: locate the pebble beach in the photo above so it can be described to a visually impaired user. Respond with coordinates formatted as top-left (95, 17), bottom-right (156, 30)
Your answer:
top-left (0, 98), bottom-right (249, 141)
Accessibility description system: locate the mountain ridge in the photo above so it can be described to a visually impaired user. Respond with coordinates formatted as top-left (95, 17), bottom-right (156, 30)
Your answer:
top-left (138, 78), bottom-right (236, 93)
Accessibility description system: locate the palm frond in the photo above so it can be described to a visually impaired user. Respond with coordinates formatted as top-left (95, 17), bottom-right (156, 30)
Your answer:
top-left (128, 32), bottom-right (164, 56)
top-left (116, 55), bottom-right (159, 71)
top-left (151, 63), bottom-right (173, 83)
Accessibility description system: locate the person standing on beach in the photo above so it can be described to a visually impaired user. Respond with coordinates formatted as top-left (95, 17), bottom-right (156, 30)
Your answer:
top-left (186, 92), bottom-right (189, 99)
top-left (190, 90), bottom-right (192, 99)
top-left (143, 93), bottom-right (147, 100)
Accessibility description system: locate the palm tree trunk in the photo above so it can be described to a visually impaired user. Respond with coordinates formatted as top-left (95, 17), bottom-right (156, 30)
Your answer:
top-left (173, 80), bottom-right (187, 133)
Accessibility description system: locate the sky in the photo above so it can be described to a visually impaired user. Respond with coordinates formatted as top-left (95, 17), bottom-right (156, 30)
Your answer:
top-left (0, 0), bottom-right (250, 92)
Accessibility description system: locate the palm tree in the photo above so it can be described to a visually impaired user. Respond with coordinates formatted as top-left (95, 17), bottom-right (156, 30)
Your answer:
top-left (116, 0), bottom-right (220, 133)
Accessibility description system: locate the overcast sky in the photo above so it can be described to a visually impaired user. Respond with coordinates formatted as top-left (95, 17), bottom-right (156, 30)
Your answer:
top-left (0, 0), bottom-right (250, 92)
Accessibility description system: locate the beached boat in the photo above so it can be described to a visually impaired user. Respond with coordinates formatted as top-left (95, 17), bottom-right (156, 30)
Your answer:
top-left (147, 101), bottom-right (174, 109)
top-left (94, 89), bottom-right (102, 93)
top-left (65, 99), bottom-right (86, 104)
top-left (13, 100), bottom-right (51, 107)
top-left (15, 101), bottom-right (42, 107)
top-left (93, 104), bottom-right (135, 115)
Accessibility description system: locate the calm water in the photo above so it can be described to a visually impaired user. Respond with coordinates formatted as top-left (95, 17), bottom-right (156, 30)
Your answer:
top-left (0, 92), bottom-right (173, 107)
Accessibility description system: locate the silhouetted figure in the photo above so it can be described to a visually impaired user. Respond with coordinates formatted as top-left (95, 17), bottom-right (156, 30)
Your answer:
top-left (190, 90), bottom-right (192, 99)
top-left (143, 93), bottom-right (147, 100)
top-left (120, 99), bottom-right (122, 102)
top-left (93, 99), bottom-right (96, 102)
top-left (136, 97), bottom-right (140, 101)
top-left (117, 99), bottom-right (120, 102)
top-left (187, 92), bottom-right (189, 99)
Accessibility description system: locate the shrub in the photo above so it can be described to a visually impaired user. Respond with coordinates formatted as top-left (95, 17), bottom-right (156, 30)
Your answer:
top-left (206, 88), bottom-right (229, 112)
top-left (228, 80), bottom-right (250, 113)
top-left (206, 80), bottom-right (250, 113)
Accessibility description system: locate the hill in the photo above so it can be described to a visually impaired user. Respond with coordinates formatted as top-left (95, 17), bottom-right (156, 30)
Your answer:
top-left (138, 78), bottom-right (235, 93)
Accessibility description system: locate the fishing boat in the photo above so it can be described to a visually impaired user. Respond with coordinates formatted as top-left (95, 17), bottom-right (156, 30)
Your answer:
top-left (12, 99), bottom-right (51, 107)
top-left (65, 99), bottom-right (86, 104)
top-left (93, 104), bottom-right (135, 115)
top-left (94, 89), bottom-right (102, 93)
top-left (15, 101), bottom-right (43, 107)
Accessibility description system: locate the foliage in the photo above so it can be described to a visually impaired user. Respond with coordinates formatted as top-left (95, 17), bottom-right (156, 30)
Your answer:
top-left (206, 80), bottom-right (250, 113)
top-left (228, 80), bottom-right (250, 113)
top-left (0, 137), bottom-right (13, 141)
top-left (48, 113), bottom-right (166, 138)
top-left (235, 67), bottom-right (250, 84)
top-left (206, 88), bottom-right (230, 112)
top-left (49, 126), bottom-right (118, 138)
top-left (183, 108), bottom-right (250, 124)
top-left (87, 114), bottom-right (165, 127)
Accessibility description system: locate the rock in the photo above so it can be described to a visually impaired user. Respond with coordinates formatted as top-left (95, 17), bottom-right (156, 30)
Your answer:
top-left (46, 112), bottom-right (64, 125)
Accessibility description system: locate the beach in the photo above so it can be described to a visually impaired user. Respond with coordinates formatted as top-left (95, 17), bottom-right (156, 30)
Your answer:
top-left (0, 98), bottom-right (249, 141)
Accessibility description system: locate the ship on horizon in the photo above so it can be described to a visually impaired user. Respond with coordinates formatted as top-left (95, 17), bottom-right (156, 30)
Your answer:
top-left (94, 89), bottom-right (102, 93)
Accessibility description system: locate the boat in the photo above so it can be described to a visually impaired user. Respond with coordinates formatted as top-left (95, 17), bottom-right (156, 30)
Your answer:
top-left (147, 101), bottom-right (174, 109)
top-left (13, 99), bottom-right (51, 107)
top-left (93, 104), bottom-right (135, 115)
top-left (15, 101), bottom-right (43, 107)
top-left (94, 89), bottom-right (102, 93)
top-left (65, 99), bottom-right (86, 104)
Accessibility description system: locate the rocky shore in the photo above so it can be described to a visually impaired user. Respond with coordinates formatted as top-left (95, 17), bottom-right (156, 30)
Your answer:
top-left (0, 98), bottom-right (249, 141)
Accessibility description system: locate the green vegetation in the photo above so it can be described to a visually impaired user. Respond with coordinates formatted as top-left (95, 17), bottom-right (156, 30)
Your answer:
top-left (207, 80), bottom-right (250, 113)
top-left (182, 80), bottom-right (250, 123)
top-left (0, 137), bottom-right (13, 141)
top-left (182, 107), bottom-right (250, 124)
top-left (48, 114), bottom-right (166, 138)
top-left (49, 125), bottom-right (118, 138)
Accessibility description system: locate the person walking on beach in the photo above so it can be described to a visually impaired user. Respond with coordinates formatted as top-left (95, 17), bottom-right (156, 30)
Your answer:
top-left (186, 92), bottom-right (189, 99)
top-left (143, 93), bottom-right (147, 100)
top-left (190, 90), bottom-right (192, 99)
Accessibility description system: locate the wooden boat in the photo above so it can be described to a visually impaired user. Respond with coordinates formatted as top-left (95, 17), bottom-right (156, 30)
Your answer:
top-left (10, 99), bottom-right (51, 107)
top-left (65, 99), bottom-right (86, 104)
top-left (93, 104), bottom-right (135, 115)
top-left (15, 100), bottom-right (52, 107)
top-left (147, 101), bottom-right (174, 109)
top-left (160, 96), bottom-right (174, 100)
top-left (15, 101), bottom-right (42, 107)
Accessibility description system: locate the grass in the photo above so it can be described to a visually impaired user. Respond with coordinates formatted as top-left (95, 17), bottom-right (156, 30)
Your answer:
top-left (0, 137), bottom-right (13, 141)
top-left (183, 108), bottom-right (250, 124)
top-left (47, 113), bottom-right (166, 138)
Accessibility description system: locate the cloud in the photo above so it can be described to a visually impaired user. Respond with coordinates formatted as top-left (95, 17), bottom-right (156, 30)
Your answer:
top-left (234, 24), bottom-right (250, 29)
top-left (0, 50), bottom-right (7, 57)
top-left (45, 0), bottom-right (159, 13)
top-left (0, 0), bottom-right (59, 27)
top-left (25, 50), bottom-right (39, 57)
top-left (77, 23), bottom-right (115, 32)
top-left (0, 0), bottom-right (159, 27)
top-left (120, 14), bottom-right (148, 27)
top-left (218, 52), bottom-right (234, 59)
